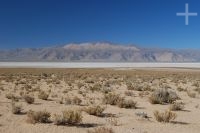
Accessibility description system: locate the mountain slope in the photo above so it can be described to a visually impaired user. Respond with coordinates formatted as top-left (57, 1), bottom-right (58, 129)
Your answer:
top-left (0, 42), bottom-right (199, 62)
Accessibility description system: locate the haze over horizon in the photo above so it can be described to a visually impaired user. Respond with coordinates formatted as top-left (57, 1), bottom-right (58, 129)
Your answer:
top-left (0, 0), bottom-right (200, 49)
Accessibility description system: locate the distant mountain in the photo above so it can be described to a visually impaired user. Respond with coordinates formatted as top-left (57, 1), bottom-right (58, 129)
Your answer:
top-left (0, 42), bottom-right (200, 62)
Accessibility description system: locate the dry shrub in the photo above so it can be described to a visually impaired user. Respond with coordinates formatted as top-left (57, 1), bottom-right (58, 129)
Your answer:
top-left (38, 91), bottom-right (49, 100)
top-left (72, 96), bottom-right (82, 105)
top-left (11, 102), bottom-right (22, 114)
top-left (6, 93), bottom-right (14, 99)
top-left (65, 96), bottom-right (82, 105)
top-left (24, 95), bottom-right (34, 104)
top-left (149, 88), bottom-right (179, 104)
top-left (126, 82), bottom-right (134, 90)
top-left (187, 90), bottom-right (196, 98)
top-left (77, 82), bottom-right (84, 89)
top-left (6, 93), bottom-right (19, 101)
top-left (84, 105), bottom-right (105, 116)
top-left (88, 127), bottom-right (115, 133)
top-left (177, 86), bottom-right (185, 92)
top-left (103, 93), bottom-right (122, 105)
top-left (90, 83), bottom-right (101, 92)
top-left (124, 91), bottom-right (134, 96)
top-left (106, 117), bottom-right (120, 126)
top-left (194, 87), bottom-right (200, 94)
top-left (27, 110), bottom-right (51, 124)
top-left (154, 110), bottom-right (177, 123)
top-left (117, 99), bottom-right (137, 109)
top-left (169, 102), bottom-right (184, 111)
top-left (53, 110), bottom-right (82, 125)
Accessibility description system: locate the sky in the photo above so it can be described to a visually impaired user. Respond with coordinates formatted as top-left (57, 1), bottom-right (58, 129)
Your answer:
top-left (0, 0), bottom-right (200, 49)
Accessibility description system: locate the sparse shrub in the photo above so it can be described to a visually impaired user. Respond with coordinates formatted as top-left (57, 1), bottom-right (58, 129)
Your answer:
top-left (126, 82), bottom-right (134, 90)
top-left (11, 102), bottom-right (22, 114)
top-left (53, 110), bottom-right (82, 125)
top-left (90, 83), bottom-right (102, 92)
top-left (149, 88), bottom-right (179, 104)
top-left (139, 91), bottom-right (149, 97)
top-left (103, 93), bottom-right (122, 105)
top-left (117, 99), bottom-right (137, 109)
top-left (38, 91), bottom-right (49, 100)
top-left (177, 86), bottom-right (185, 92)
top-left (77, 82), bottom-right (84, 89)
top-left (154, 110), bottom-right (177, 123)
top-left (124, 91), bottom-right (134, 96)
top-left (65, 97), bottom-right (72, 104)
top-left (88, 127), bottom-right (115, 133)
top-left (187, 90), bottom-right (196, 98)
top-left (6, 93), bottom-right (19, 101)
top-left (85, 79), bottom-right (95, 84)
top-left (106, 117), bottom-right (120, 126)
top-left (84, 105), bottom-right (105, 116)
top-left (169, 102), bottom-right (184, 111)
top-left (72, 96), bottom-right (82, 105)
top-left (6, 93), bottom-right (14, 99)
top-left (192, 82), bottom-right (199, 87)
top-left (143, 84), bottom-right (153, 91)
top-left (24, 95), bottom-right (34, 104)
top-left (27, 110), bottom-right (51, 124)
top-left (194, 87), bottom-right (200, 94)
top-left (101, 87), bottom-right (112, 94)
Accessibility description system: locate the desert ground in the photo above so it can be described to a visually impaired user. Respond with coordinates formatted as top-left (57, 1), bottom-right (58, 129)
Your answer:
top-left (0, 68), bottom-right (200, 133)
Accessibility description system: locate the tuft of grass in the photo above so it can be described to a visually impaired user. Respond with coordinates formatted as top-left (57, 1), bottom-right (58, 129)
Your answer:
top-left (38, 91), bottom-right (49, 100)
top-left (24, 95), bottom-right (34, 104)
top-left (154, 110), bottom-right (177, 123)
top-left (149, 88), bottom-right (179, 104)
top-left (84, 105), bottom-right (105, 116)
top-left (53, 110), bottom-right (82, 125)
top-left (27, 110), bottom-right (51, 124)
top-left (87, 127), bottom-right (115, 133)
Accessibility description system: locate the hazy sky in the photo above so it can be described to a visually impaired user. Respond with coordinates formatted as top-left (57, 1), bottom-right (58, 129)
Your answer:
top-left (0, 0), bottom-right (200, 49)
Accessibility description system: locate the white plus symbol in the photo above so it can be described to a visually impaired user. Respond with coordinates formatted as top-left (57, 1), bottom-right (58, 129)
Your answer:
top-left (176, 3), bottom-right (198, 25)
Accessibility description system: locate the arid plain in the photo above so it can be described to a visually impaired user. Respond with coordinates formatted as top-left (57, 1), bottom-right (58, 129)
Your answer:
top-left (0, 68), bottom-right (200, 133)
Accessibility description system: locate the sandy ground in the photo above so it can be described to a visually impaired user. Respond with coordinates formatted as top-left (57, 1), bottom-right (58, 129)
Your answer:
top-left (0, 68), bottom-right (200, 133)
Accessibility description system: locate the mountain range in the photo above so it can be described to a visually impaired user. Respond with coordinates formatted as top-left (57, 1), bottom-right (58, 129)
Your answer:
top-left (0, 42), bottom-right (199, 62)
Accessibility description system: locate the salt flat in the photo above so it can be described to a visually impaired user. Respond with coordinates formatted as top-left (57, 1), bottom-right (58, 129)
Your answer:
top-left (0, 62), bottom-right (200, 68)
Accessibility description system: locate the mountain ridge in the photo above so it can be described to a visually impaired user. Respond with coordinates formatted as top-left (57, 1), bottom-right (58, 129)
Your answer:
top-left (0, 42), bottom-right (199, 62)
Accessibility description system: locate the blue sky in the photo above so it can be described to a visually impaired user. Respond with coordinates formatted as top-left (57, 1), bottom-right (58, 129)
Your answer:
top-left (0, 0), bottom-right (200, 49)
